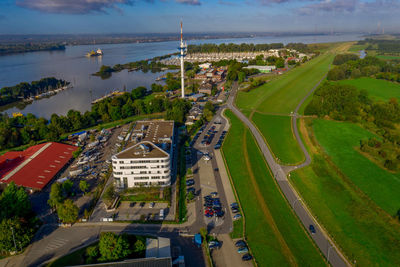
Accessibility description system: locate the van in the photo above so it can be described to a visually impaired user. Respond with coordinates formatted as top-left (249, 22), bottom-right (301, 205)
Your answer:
top-left (159, 209), bottom-right (164, 220)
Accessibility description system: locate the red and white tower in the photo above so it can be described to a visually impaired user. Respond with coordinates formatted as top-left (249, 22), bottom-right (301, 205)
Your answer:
top-left (178, 21), bottom-right (187, 98)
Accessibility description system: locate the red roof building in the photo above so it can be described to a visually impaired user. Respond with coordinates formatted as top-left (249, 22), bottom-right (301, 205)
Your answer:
top-left (0, 142), bottom-right (78, 190)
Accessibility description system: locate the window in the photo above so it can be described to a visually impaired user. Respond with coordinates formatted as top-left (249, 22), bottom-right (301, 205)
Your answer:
top-left (119, 161), bottom-right (124, 164)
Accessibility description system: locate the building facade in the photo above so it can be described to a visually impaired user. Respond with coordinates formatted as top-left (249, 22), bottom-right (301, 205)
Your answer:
top-left (112, 121), bottom-right (174, 188)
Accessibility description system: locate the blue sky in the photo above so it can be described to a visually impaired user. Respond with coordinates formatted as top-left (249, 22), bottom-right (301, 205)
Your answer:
top-left (0, 0), bottom-right (398, 34)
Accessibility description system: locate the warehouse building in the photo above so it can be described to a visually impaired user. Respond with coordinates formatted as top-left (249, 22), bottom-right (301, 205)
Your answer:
top-left (112, 121), bottom-right (175, 188)
top-left (0, 142), bottom-right (78, 191)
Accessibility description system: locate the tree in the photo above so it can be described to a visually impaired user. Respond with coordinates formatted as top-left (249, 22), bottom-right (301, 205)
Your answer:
top-left (79, 180), bottom-right (89, 194)
top-left (134, 239), bottom-right (146, 253)
top-left (0, 217), bottom-right (34, 253)
top-left (86, 245), bottom-right (99, 259)
top-left (57, 199), bottom-right (78, 224)
top-left (99, 232), bottom-right (131, 261)
top-left (62, 179), bottom-right (74, 196)
top-left (0, 182), bottom-right (31, 220)
top-left (48, 182), bottom-right (64, 209)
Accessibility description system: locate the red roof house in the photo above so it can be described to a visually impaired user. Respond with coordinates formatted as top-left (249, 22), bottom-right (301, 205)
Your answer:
top-left (0, 142), bottom-right (78, 190)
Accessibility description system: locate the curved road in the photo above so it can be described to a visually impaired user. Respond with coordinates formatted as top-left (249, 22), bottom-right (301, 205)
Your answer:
top-left (227, 82), bottom-right (350, 267)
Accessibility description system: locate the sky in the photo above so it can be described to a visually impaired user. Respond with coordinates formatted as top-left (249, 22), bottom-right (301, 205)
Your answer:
top-left (0, 0), bottom-right (398, 34)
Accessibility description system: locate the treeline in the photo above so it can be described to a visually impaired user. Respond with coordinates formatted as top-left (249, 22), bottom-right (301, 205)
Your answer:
top-left (327, 54), bottom-right (400, 83)
top-left (187, 42), bottom-right (313, 54)
top-left (358, 39), bottom-right (400, 54)
top-left (0, 182), bottom-right (37, 254)
top-left (0, 43), bottom-right (65, 55)
top-left (0, 77), bottom-right (69, 106)
top-left (305, 82), bottom-right (400, 171)
top-left (187, 43), bottom-right (284, 54)
top-left (0, 86), bottom-right (191, 150)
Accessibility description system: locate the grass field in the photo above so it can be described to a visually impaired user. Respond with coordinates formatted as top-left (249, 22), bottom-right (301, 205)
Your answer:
top-left (337, 77), bottom-right (400, 101)
top-left (236, 51), bottom-right (334, 115)
top-left (312, 119), bottom-right (400, 215)
top-left (348, 44), bottom-right (368, 53)
top-left (222, 110), bottom-right (326, 267)
top-left (376, 55), bottom-right (400, 60)
top-left (290, 118), bottom-right (400, 266)
top-left (251, 112), bottom-right (304, 165)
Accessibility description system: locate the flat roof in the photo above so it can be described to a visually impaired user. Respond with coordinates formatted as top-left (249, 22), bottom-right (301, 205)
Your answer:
top-left (131, 121), bottom-right (174, 145)
top-left (0, 142), bottom-right (78, 190)
top-left (115, 141), bottom-right (168, 159)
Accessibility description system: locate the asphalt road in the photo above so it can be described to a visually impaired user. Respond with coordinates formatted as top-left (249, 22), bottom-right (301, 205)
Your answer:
top-left (227, 82), bottom-right (350, 267)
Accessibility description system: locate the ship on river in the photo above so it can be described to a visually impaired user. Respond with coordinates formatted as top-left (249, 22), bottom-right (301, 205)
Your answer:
top-left (86, 48), bottom-right (103, 57)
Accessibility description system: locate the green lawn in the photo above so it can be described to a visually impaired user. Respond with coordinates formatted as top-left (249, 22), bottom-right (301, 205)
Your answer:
top-left (337, 77), bottom-right (400, 101)
top-left (222, 110), bottom-right (325, 267)
top-left (291, 126), bottom-right (400, 266)
top-left (236, 52), bottom-right (334, 115)
top-left (313, 119), bottom-right (400, 215)
top-left (251, 112), bottom-right (304, 165)
top-left (230, 219), bottom-right (244, 239)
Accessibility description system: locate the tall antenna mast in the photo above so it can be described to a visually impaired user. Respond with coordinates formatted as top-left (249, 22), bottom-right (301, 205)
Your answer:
top-left (179, 20), bottom-right (187, 99)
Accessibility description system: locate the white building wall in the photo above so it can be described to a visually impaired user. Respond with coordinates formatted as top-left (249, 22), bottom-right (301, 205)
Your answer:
top-left (112, 155), bottom-right (171, 188)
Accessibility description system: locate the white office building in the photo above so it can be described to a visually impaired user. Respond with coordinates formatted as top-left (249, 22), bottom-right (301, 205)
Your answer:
top-left (112, 121), bottom-right (174, 188)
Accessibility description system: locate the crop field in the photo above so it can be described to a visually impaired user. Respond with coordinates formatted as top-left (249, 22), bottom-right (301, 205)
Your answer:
top-left (251, 112), bottom-right (304, 165)
top-left (348, 44), bottom-right (368, 53)
top-left (222, 110), bottom-right (325, 267)
top-left (337, 77), bottom-right (400, 101)
top-left (236, 51), bottom-right (334, 115)
top-left (313, 119), bottom-right (400, 214)
top-left (290, 119), bottom-right (400, 266)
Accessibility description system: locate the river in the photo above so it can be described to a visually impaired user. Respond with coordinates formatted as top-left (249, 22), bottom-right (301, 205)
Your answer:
top-left (0, 33), bottom-right (362, 118)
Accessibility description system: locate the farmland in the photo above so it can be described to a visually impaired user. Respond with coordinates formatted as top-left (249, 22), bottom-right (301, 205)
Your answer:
top-left (251, 112), bottom-right (304, 165)
top-left (290, 118), bottom-right (400, 267)
top-left (222, 110), bottom-right (325, 267)
top-left (337, 77), bottom-right (400, 101)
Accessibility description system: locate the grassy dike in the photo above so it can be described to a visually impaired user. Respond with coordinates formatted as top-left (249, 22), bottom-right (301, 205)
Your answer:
top-left (251, 112), bottom-right (305, 165)
top-left (236, 50), bottom-right (335, 114)
top-left (291, 118), bottom-right (400, 266)
top-left (221, 109), bottom-right (326, 267)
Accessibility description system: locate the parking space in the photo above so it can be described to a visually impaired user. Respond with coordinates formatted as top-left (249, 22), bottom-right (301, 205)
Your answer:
top-left (114, 201), bottom-right (169, 221)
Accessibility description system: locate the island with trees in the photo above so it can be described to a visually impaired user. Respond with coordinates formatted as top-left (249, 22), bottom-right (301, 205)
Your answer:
top-left (0, 77), bottom-right (70, 107)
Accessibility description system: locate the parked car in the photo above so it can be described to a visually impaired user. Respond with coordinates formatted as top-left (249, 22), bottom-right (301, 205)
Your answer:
top-left (242, 254), bottom-right (253, 261)
top-left (208, 241), bottom-right (221, 249)
top-left (233, 214), bottom-right (242, 220)
top-left (187, 187), bottom-right (195, 194)
top-left (211, 192), bottom-right (218, 197)
top-left (235, 240), bottom-right (246, 247)
top-left (186, 179), bottom-right (195, 186)
top-left (230, 202), bottom-right (239, 208)
top-left (309, 224), bottom-right (316, 234)
top-left (238, 247), bottom-right (249, 254)
top-left (149, 202), bottom-right (155, 208)
top-left (231, 208), bottom-right (239, 213)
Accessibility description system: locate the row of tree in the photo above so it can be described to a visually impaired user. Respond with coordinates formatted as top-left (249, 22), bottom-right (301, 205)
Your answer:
top-left (305, 82), bottom-right (400, 171)
top-left (0, 43), bottom-right (65, 55)
top-left (187, 43), bottom-right (285, 53)
top-left (327, 54), bottom-right (400, 82)
top-left (0, 86), bottom-right (191, 150)
top-left (0, 77), bottom-right (69, 106)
